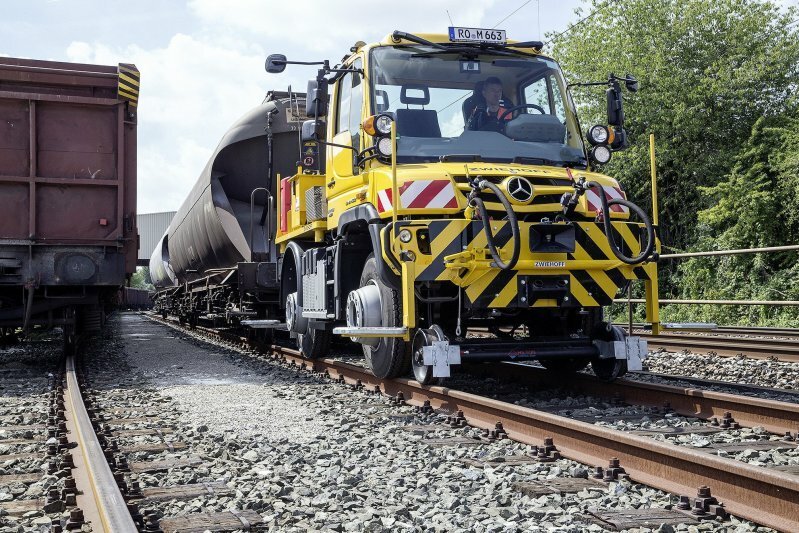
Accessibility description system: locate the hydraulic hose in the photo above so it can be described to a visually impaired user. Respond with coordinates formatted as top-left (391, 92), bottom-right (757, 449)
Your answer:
top-left (471, 180), bottom-right (520, 270)
top-left (587, 181), bottom-right (655, 265)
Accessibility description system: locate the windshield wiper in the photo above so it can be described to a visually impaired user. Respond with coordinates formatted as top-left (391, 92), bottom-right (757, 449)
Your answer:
top-left (512, 156), bottom-right (559, 166)
top-left (439, 154), bottom-right (483, 162)
top-left (392, 31), bottom-right (448, 51)
top-left (410, 47), bottom-right (528, 59)
top-left (510, 156), bottom-right (589, 168)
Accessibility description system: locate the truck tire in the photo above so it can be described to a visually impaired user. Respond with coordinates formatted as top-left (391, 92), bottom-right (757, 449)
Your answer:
top-left (358, 256), bottom-right (411, 379)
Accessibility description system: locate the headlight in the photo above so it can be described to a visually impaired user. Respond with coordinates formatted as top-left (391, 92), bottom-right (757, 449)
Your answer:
top-left (590, 145), bottom-right (612, 165)
top-left (376, 137), bottom-right (393, 157)
top-left (374, 114), bottom-right (393, 135)
top-left (398, 229), bottom-right (412, 243)
top-left (587, 124), bottom-right (613, 145)
top-left (362, 114), bottom-right (394, 136)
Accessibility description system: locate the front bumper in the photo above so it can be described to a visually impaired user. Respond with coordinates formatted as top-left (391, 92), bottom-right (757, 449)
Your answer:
top-left (384, 219), bottom-right (657, 310)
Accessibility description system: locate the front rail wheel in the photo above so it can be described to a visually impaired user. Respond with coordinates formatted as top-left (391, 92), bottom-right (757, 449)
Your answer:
top-left (591, 324), bottom-right (628, 381)
top-left (412, 325), bottom-right (446, 385)
top-left (356, 256), bottom-right (410, 379)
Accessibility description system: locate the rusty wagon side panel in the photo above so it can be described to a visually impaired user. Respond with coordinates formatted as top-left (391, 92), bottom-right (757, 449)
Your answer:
top-left (0, 57), bottom-right (139, 332)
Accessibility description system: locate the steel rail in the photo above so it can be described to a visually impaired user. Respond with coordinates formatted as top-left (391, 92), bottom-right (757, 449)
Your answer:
top-left (467, 363), bottom-right (799, 435)
top-left (65, 354), bottom-right (137, 533)
top-left (621, 323), bottom-right (799, 338)
top-left (265, 348), bottom-right (799, 533)
top-left (640, 333), bottom-right (799, 362)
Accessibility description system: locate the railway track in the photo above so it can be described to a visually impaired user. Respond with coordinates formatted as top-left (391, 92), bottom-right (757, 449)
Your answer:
top-left (638, 331), bottom-right (799, 362)
top-left (0, 351), bottom-right (136, 532)
top-left (149, 313), bottom-right (799, 532)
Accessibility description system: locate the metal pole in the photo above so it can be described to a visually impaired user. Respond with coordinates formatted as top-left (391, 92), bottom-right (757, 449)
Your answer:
top-left (627, 283), bottom-right (633, 334)
top-left (661, 244), bottom-right (799, 259)
top-left (616, 298), bottom-right (799, 306)
top-left (391, 122), bottom-right (399, 224)
top-left (646, 133), bottom-right (661, 334)
top-left (649, 133), bottom-right (658, 227)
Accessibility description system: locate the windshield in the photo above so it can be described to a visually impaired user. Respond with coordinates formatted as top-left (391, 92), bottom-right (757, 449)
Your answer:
top-left (369, 45), bottom-right (586, 167)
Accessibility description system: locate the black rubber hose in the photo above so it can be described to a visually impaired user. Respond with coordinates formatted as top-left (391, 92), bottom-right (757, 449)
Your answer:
top-left (587, 181), bottom-right (655, 265)
top-left (472, 180), bottom-right (521, 270)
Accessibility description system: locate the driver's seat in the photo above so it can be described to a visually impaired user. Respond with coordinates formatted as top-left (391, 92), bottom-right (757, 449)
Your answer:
top-left (462, 81), bottom-right (486, 124)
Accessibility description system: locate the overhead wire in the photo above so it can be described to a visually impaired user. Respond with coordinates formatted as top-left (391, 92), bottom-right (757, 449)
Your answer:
top-left (544, 0), bottom-right (615, 46)
top-left (492, 0), bottom-right (534, 29)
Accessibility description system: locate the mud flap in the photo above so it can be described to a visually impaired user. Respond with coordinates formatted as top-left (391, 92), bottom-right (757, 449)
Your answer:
top-left (422, 340), bottom-right (461, 378)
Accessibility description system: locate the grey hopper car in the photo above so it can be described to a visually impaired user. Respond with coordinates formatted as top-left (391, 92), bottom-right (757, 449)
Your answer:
top-left (150, 93), bottom-right (307, 287)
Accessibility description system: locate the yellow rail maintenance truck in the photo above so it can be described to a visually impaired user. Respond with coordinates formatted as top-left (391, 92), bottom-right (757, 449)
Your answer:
top-left (151, 29), bottom-right (659, 384)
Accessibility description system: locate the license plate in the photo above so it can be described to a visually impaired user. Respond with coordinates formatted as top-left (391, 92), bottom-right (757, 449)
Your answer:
top-left (448, 27), bottom-right (507, 45)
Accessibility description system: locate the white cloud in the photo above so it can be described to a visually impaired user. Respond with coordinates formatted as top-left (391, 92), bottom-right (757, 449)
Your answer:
top-left (65, 34), bottom-right (301, 213)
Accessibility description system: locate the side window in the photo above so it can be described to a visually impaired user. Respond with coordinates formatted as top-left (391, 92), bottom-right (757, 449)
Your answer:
top-left (336, 72), bottom-right (352, 134)
top-left (348, 59), bottom-right (363, 150)
top-left (523, 78), bottom-right (549, 111)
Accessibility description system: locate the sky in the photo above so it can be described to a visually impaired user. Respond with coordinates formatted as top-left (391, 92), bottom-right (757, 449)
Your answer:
top-left (3, 0), bottom-right (796, 215)
top-left (2, 0), bottom-right (590, 214)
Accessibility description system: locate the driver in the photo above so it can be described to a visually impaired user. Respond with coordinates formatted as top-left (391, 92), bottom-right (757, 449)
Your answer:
top-left (466, 77), bottom-right (512, 132)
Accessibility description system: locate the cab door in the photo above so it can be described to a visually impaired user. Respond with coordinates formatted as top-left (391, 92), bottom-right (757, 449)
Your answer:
top-left (327, 58), bottom-right (365, 201)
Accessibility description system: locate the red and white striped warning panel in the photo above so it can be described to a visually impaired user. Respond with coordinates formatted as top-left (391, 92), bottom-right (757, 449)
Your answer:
top-left (585, 186), bottom-right (629, 214)
top-left (377, 180), bottom-right (458, 213)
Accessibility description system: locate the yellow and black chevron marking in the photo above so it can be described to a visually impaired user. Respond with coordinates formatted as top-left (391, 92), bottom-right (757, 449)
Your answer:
top-left (416, 220), bottom-right (514, 282)
top-left (117, 63), bottom-right (140, 107)
top-left (568, 222), bottom-right (652, 305)
top-left (414, 219), bottom-right (653, 309)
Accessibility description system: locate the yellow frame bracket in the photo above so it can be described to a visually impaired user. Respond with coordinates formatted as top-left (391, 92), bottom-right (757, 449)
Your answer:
top-left (401, 260), bottom-right (416, 339)
top-left (647, 133), bottom-right (661, 335)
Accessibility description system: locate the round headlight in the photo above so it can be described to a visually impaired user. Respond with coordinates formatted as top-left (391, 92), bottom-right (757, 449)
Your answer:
top-left (587, 125), bottom-right (610, 145)
top-left (398, 229), bottom-right (412, 243)
top-left (376, 136), bottom-right (393, 157)
top-left (374, 114), bottom-right (393, 135)
top-left (590, 145), bottom-right (612, 165)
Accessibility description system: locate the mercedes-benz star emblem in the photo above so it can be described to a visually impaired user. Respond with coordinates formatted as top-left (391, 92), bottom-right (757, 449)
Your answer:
top-left (506, 176), bottom-right (534, 203)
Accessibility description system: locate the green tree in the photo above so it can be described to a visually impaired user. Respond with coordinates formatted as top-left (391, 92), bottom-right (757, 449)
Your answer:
top-left (550, 0), bottom-right (799, 254)
top-left (551, 0), bottom-right (799, 324)
top-left (130, 267), bottom-right (154, 290)
top-left (668, 112), bottom-right (799, 326)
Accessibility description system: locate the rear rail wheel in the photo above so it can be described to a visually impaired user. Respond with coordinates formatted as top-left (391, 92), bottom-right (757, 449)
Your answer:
top-left (298, 324), bottom-right (332, 359)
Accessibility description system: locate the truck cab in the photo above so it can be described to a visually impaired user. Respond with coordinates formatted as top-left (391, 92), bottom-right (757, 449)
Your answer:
top-left (268, 30), bottom-right (659, 384)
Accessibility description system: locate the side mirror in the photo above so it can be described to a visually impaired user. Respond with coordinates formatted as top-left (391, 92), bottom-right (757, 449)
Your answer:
top-left (306, 79), bottom-right (329, 117)
top-left (625, 74), bottom-right (639, 93)
top-left (265, 54), bottom-right (287, 74)
top-left (301, 119), bottom-right (325, 142)
top-left (606, 76), bottom-right (624, 127)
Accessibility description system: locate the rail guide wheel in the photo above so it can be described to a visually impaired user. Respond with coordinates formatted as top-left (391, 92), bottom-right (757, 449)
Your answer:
top-left (412, 325), bottom-right (449, 385)
top-left (591, 324), bottom-right (628, 381)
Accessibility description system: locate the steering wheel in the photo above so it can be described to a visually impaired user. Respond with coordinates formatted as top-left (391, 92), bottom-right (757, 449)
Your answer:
top-left (498, 104), bottom-right (546, 121)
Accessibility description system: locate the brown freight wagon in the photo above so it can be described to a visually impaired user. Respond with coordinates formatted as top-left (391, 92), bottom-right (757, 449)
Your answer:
top-left (120, 287), bottom-right (152, 310)
top-left (0, 57), bottom-right (139, 344)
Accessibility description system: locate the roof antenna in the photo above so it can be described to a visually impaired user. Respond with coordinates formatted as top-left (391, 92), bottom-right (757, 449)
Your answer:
top-left (446, 9), bottom-right (455, 26)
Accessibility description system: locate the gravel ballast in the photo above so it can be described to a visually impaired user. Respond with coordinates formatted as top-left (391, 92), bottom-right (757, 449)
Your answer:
top-left (642, 350), bottom-right (799, 391)
top-left (71, 312), bottom-right (778, 532)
